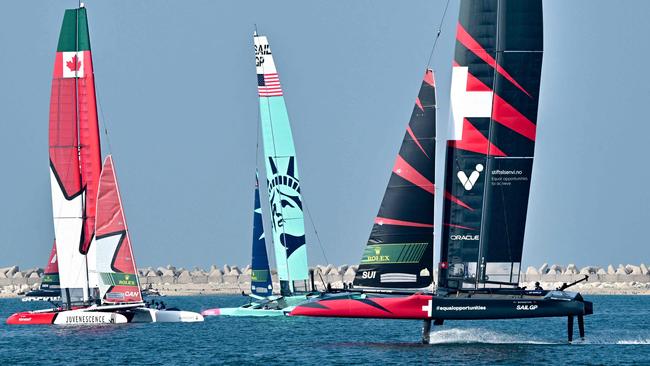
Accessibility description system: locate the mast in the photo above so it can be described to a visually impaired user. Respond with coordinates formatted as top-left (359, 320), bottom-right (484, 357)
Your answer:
top-left (250, 171), bottom-right (273, 296)
top-left (353, 70), bottom-right (437, 290)
top-left (254, 33), bottom-right (309, 295)
top-left (438, 0), bottom-right (543, 290)
top-left (49, 5), bottom-right (102, 305)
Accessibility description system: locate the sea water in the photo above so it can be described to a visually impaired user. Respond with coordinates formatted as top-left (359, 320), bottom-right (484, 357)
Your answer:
top-left (0, 295), bottom-right (648, 365)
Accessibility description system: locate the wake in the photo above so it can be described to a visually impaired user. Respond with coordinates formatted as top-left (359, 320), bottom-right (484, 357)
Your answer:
top-left (428, 328), bottom-right (556, 345)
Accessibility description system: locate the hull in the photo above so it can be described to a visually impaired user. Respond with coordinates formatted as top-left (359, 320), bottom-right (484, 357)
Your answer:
top-left (202, 307), bottom-right (287, 317)
top-left (127, 307), bottom-right (204, 323)
top-left (7, 309), bottom-right (127, 325)
top-left (7, 307), bottom-right (203, 325)
top-left (289, 291), bottom-right (593, 321)
top-left (202, 294), bottom-right (311, 317)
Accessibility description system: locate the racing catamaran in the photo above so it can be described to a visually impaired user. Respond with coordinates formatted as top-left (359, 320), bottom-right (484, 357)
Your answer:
top-left (290, 0), bottom-right (592, 343)
top-left (201, 32), bottom-right (317, 317)
top-left (7, 4), bottom-right (202, 325)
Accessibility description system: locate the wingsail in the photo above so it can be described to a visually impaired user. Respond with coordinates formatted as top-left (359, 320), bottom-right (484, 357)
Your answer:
top-left (438, 0), bottom-right (543, 290)
top-left (251, 171), bottom-right (273, 296)
top-left (354, 70), bottom-right (436, 289)
top-left (49, 6), bottom-right (102, 303)
top-left (254, 33), bottom-right (309, 295)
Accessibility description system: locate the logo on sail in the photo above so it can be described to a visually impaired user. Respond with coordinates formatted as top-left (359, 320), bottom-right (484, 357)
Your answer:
top-left (457, 164), bottom-right (483, 190)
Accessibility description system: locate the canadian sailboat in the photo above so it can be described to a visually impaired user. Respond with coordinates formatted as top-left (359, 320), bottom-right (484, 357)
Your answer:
top-left (202, 32), bottom-right (318, 317)
top-left (7, 4), bottom-right (202, 325)
top-left (290, 0), bottom-right (592, 343)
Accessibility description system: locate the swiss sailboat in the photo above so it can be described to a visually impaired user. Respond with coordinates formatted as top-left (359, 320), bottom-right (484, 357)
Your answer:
top-left (290, 0), bottom-right (592, 344)
top-left (202, 32), bottom-right (317, 317)
top-left (7, 4), bottom-right (202, 325)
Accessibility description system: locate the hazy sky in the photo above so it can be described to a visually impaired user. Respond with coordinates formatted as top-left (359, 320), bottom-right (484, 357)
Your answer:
top-left (1, 1), bottom-right (649, 269)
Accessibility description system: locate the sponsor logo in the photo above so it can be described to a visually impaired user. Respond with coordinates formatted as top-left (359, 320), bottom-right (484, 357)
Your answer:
top-left (360, 243), bottom-right (428, 265)
top-left (106, 292), bottom-right (125, 300)
top-left (124, 291), bottom-right (140, 298)
top-left (365, 246), bottom-right (390, 263)
top-left (516, 304), bottom-right (538, 311)
top-left (255, 43), bottom-right (272, 67)
top-left (64, 314), bottom-right (114, 324)
top-left (450, 234), bottom-right (479, 241)
top-left (361, 271), bottom-right (376, 279)
top-left (457, 164), bottom-right (484, 191)
top-left (436, 305), bottom-right (487, 311)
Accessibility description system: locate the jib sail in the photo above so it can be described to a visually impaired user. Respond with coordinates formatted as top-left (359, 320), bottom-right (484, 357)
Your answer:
top-left (39, 241), bottom-right (60, 291)
top-left (254, 33), bottom-right (309, 295)
top-left (438, 0), bottom-right (543, 290)
top-left (87, 156), bottom-right (142, 304)
top-left (354, 70), bottom-right (437, 289)
top-left (251, 171), bottom-right (273, 296)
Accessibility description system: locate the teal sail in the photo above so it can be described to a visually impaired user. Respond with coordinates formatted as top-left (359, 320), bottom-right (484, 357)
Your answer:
top-left (250, 171), bottom-right (273, 296)
top-left (254, 33), bottom-right (309, 295)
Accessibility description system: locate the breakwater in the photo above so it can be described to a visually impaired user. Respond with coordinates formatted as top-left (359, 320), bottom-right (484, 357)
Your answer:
top-left (2, 263), bottom-right (650, 297)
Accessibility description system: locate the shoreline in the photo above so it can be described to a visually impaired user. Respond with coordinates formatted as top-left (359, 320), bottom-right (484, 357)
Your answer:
top-left (3, 263), bottom-right (650, 298)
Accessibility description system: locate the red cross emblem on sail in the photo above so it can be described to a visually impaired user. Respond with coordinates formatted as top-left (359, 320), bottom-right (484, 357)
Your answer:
top-left (449, 66), bottom-right (492, 141)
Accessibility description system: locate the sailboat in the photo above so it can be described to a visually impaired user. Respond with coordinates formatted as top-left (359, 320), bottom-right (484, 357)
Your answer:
top-left (290, 0), bottom-right (592, 343)
top-left (201, 32), bottom-right (318, 317)
top-left (21, 241), bottom-right (61, 302)
top-left (7, 4), bottom-right (202, 325)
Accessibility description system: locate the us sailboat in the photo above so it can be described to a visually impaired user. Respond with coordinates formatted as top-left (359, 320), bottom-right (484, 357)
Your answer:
top-left (7, 4), bottom-right (202, 325)
top-left (290, 0), bottom-right (592, 343)
top-left (202, 32), bottom-right (317, 317)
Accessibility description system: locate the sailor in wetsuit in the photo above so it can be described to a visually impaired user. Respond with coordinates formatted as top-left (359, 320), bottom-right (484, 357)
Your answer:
top-left (534, 282), bottom-right (544, 291)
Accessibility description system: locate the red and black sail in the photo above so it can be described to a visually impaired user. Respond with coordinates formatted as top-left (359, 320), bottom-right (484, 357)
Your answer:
top-left (354, 70), bottom-right (436, 289)
top-left (439, 0), bottom-right (543, 289)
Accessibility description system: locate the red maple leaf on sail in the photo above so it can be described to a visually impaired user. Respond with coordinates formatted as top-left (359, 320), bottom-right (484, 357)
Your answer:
top-left (66, 55), bottom-right (82, 72)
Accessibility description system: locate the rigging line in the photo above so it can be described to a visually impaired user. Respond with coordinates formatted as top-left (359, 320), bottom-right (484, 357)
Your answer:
top-left (301, 193), bottom-right (329, 264)
top-left (426, 0), bottom-right (451, 67)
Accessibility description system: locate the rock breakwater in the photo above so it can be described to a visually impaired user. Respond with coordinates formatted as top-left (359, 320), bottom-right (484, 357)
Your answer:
top-left (1, 263), bottom-right (649, 297)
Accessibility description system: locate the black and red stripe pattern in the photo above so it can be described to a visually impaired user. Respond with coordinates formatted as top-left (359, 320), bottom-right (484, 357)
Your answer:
top-left (354, 70), bottom-right (436, 289)
top-left (439, 0), bottom-right (543, 289)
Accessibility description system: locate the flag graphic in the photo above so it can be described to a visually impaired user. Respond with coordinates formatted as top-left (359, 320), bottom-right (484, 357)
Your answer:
top-left (257, 73), bottom-right (283, 97)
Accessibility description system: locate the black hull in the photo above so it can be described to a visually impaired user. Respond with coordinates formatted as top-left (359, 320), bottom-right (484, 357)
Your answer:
top-left (428, 293), bottom-right (592, 321)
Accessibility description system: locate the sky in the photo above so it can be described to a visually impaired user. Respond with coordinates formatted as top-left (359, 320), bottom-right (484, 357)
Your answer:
top-left (0, 0), bottom-right (649, 270)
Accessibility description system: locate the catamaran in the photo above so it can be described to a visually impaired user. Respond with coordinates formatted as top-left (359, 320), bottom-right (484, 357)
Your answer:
top-left (290, 0), bottom-right (593, 343)
top-left (201, 33), bottom-right (318, 317)
top-left (6, 4), bottom-right (202, 325)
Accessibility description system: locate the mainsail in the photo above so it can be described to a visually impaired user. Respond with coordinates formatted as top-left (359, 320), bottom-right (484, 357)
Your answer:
top-left (39, 241), bottom-right (60, 291)
top-left (438, 0), bottom-right (543, 290)
top-left (49, 5), bottom-right (102, 302)
top-left (354, 70), bottom-right (436, 289)
top-left (254, 33), bottom-right (309, 295)
top-left (250, 171), bottom-right (273, 296)
top-left (88, 155), bottom-right (142, 304)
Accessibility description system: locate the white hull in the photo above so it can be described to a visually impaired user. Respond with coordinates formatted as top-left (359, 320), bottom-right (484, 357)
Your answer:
top-left (130, 307), bottom-right (204, 323)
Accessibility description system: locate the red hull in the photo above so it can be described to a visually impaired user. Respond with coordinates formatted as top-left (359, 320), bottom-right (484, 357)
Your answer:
top-left (289, 293), bottom-right (432, 320)
top-left (6, 311), bottom-right (57, 325)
